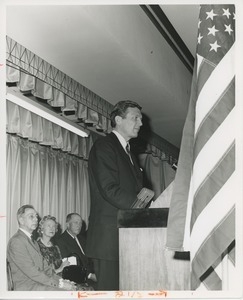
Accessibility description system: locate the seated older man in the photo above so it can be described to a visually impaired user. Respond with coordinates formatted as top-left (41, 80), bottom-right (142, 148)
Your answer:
top-left (56, 213), bottom-right (97, 288)
top-left (7, 204), bottom-right (76, 291)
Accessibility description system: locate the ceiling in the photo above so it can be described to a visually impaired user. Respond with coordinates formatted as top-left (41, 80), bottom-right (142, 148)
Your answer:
top-left (6, 4), bottom-right (199, 148)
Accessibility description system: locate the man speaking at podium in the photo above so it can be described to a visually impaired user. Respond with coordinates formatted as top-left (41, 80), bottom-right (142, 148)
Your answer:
top-left (86, 100), bottom-right (144, 290)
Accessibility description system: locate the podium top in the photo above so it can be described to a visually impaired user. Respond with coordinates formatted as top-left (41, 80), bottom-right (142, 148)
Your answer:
top-left (117, 208), bottom-right (169, 228)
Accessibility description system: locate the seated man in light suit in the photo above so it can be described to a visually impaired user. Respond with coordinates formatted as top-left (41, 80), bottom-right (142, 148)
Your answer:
top-left (7, 204), bottom-right (75, 291)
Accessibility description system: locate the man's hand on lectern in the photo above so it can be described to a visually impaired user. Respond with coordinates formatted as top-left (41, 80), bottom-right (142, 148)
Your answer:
top-left (137, 188), bottom-right (154, 203)
top-left (131, 188), bottom-right (154, 208)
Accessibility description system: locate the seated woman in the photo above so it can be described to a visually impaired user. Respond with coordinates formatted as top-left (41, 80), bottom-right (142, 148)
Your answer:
top-left (37, 215), bottom-right (69, 274)
top-left (37, 215), bottom-right (94, 290)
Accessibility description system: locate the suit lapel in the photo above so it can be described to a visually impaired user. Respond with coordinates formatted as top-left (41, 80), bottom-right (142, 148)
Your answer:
top-left (65, 231), bottom-right (83, 257)
top-left (18, 229), bottom-right (40, 252)
top-left (65, 232), bottom-right (88, 267)
top-left (110, 133), bottom-right (143, 189)
top-left (110, 133), bottom-right (143, 188)
top-left (110, 133), bottom-right (136, 167)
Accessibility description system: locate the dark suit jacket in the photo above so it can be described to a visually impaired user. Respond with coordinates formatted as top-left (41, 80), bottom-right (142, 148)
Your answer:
top-left (7, 229), bottom-right (61, 291)
top-left (56, 230), bottom-right (94, 275)
top-left (86, 132), bottom-right (143, 261)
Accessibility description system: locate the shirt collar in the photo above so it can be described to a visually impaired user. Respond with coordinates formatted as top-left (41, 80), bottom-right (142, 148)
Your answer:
top-left (112, 130), bottom-right (128, 151)
top-left (67, 230), bottom-right (76, 239)
top-left (19, 228), bottom-right (32, 239)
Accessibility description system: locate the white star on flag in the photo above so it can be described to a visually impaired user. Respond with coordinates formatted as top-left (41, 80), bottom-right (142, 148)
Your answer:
top-left (208, 25), bottom-right (219, 36)
top-left (210, 40), bottom-right (221, 52)
top-left (223, 8), bottom-right (231, 18)
top-left (225, 24), bottom-right (233, 35)
top-left (206, 9), bottom-right (217, 20)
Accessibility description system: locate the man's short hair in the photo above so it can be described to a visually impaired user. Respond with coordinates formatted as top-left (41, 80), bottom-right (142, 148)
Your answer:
top-left (17, 204), bottom-right (35, 224)
top-left (110, 100), bottom-right (142, 128)
top-left (66, 213), bottom-right (81, 223)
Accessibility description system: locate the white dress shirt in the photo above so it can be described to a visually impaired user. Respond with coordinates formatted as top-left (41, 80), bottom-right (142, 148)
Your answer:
top-left (19, 228), bottom-right (32, 240)
top-left (112, 130), bottom-right (133, 164)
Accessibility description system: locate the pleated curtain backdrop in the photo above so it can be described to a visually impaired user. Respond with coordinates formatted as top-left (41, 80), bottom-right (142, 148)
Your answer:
top-left (6, 134), bottom-right (90, 241)
top-left (6, 98), bottom-right (95, 241)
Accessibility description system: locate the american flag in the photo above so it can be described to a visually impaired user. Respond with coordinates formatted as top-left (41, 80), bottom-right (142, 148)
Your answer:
top-left (166, 5), bottom-right (235, 290)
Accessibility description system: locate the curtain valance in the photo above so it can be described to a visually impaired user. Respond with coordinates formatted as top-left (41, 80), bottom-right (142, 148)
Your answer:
top-left (6, 36), bottom-right (179, 164)
top-left (6, 99), bottom-right (95, 159)
top-left (6, 36), bottom-right (112, 133)
top-left (6, 63), bottom-right (112, 134)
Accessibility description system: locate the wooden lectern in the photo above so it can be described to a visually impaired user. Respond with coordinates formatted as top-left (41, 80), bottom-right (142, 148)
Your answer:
top-left (117, 208), bottom-right (190, 290)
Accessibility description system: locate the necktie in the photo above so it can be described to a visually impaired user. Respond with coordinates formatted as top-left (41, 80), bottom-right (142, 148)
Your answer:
top-left (126, 143), bottom-right (133, 165)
